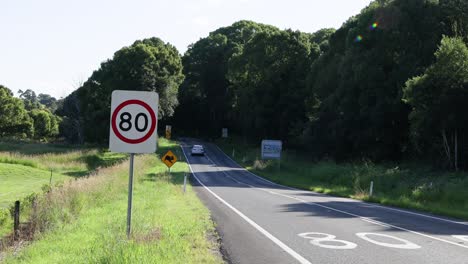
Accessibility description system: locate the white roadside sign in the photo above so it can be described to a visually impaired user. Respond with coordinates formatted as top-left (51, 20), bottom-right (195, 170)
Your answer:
top-left (109, 90), bottom-right (159, 153)
top-left (261, 140), bottom-right (282, 160)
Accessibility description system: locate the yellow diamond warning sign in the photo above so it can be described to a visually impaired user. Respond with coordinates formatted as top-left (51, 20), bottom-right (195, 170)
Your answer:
top-left (162, 150), bottom-right (177, 168)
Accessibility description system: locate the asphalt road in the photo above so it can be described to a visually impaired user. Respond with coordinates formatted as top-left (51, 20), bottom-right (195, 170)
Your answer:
top-left (180, 139), bottom-right (468, 264)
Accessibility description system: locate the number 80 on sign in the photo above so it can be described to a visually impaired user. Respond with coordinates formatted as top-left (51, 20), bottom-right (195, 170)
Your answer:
top-left (109, 90), bottom-right (159, 153)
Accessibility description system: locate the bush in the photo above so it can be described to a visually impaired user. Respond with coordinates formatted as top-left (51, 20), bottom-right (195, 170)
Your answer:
top-left (30, 109), bottom-right (60, 139)
top-left (0, 208), bottom-right (8, 226)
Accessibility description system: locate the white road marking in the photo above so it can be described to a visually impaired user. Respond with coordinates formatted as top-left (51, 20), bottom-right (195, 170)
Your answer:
top-left (452, 235), bottom-right (468, 242)
top-left (200, 145), bottom-right (468, 250)
top-left (213, 144), bottom-right (468, 227)
top-left (298, 232), bottom-right (357, 249)
top-left (356, 233), bottom-right (421, 249)
top-left (180, 145), bottom-right (312, 264)
top-left (365, 204), bottom-right (468, 226)
top-left (268, 191), bottom-right (468, 249)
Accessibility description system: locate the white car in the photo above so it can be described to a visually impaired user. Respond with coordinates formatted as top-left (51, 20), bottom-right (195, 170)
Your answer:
top-left (191, 145), bottom-right (205, 156)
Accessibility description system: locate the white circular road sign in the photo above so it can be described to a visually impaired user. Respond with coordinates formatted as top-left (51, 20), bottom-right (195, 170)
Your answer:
top-left (109, 90), bottom-right (159, 153)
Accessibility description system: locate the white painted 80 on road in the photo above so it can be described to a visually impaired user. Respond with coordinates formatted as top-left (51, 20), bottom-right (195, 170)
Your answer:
top-left (298, 232), bottom-right (421, 250)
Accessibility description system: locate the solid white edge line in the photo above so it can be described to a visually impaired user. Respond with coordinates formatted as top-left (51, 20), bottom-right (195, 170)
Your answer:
top-left (212, 144), bottom-right (468, 226)
top-left (180, 145), bottom-right (312, 264)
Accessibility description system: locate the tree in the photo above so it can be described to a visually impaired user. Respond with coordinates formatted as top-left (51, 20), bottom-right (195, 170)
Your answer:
top-left (16, 90), bottom-right (61, 139)
top-left (18, 89), bottom-right (41, 111)
top-left (38, 93), bottom-right (58, 112)
top-left (228, 30), bottom-right (321, 141)
top-left (29, 109), bottom-right (60, 139)
top-left (30, 109), bottom-right (50, 139)
top-left (56, 92), bottom-right (83, 143)
top-left (304, 0), bottom-right (449, 160)
top-left (440, 0), bottom-right (468, 40)
top-left (59, 37), bottom-right (184, 143)
top-left (403, 36), bottom-right (468, 170)
top-left (0, 85), bottom-right (33, 137)
top-left (174, 21), bottom-right (280, 137)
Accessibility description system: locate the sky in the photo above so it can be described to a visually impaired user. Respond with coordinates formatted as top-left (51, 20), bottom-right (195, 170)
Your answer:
top-left (0, 0), bottom-right (373, 99)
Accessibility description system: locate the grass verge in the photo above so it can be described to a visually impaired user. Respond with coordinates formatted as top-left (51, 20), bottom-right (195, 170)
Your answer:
top-left (1, 138), bottom-right (222, 263)
top-left (217, 138), bottom-right (468, 220)
top-left (0, 141), bottom-right (127, 238)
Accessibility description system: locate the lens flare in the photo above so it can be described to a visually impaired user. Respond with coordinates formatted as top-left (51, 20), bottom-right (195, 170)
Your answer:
top-left (354, 35), bottom-right (363, 42)
top-left (370, 22), bottom-right (378, 30)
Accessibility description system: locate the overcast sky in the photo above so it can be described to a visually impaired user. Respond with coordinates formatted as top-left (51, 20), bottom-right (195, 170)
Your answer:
top-left (0, 0), bottom-right (373, 99)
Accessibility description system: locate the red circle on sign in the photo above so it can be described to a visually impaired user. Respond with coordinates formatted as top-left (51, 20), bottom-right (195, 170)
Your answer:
top-left (111, 99), bottom-right (157, 144)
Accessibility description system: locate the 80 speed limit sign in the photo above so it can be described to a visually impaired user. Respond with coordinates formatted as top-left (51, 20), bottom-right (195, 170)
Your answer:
top-left (109, 90), bottom-right (159, 153)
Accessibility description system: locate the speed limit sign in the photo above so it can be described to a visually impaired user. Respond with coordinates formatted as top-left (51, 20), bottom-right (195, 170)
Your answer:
top-left (109, 90), bottom-right (159, 153)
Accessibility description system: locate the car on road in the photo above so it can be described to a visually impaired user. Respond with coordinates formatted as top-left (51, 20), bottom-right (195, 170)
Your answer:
top-left (191, 145), bottom-right (205, 156)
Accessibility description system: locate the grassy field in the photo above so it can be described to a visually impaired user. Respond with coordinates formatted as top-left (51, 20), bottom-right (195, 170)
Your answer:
top-left (0, 144), bottom-right (127, 208)
top-left (1, 139), bottom-right (222, 263)
top-left (0, 141), bottom-right (128, 239)
top-left (217, 138), bottom-right (468, 220)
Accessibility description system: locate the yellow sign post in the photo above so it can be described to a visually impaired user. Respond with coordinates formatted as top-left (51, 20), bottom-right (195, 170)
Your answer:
top-left (162, 150), bottom-right (177, 171)
top-left (165, 125), bottom-right (172, 140)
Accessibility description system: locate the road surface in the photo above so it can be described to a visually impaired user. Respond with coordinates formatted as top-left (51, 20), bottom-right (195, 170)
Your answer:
top-left (180, 139), bottom-right (468, 264)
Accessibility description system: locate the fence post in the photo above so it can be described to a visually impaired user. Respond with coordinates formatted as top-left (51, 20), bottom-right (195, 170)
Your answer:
top-left (13, 200), bottom-right (20, 240)
top-left (369, 181), bottom-right (374, 197)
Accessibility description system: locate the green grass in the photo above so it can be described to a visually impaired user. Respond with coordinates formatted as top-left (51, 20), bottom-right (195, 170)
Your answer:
top-left (1, 139), bottom-right (222, 263)
top-left (0, 140), bottom-right (92, 155)
top-left (217, 138), bottom-right (468, 220)
top-left (0, 145), bottom-right (127, 208)
top-left (0, 141), bottom-right (127, 238)
top-left (0, 164), bottom-right (68, 208)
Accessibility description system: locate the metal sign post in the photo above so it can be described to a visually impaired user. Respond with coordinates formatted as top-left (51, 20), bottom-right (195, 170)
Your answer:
top-left (127, 153), bottom-right (135, 238)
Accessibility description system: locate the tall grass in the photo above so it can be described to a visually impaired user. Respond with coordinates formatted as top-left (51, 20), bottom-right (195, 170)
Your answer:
top-left (0, 149), bottom-right (107, 172)
top-left (0, 140), bottom-right (91, 155)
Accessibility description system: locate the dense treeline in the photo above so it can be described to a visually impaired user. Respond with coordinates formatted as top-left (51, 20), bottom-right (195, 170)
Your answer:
top-left (3, 0), bottom-right (465, 169)
top-left (174, 21), bottom-right (280, 137)
top-left (174, 0), bottom-right (468, 168)
top-left (403, 36), bottom-right (468, 170)
top-left (304, 0), bottom-right (468, 163)
top-left (0, 85), bottom-right (60, 140)
top-left (58, 37), bottom-right (183, 143)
